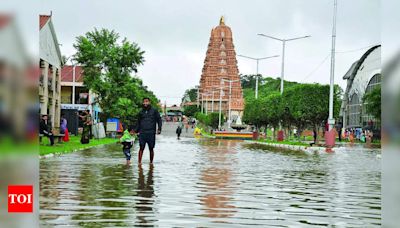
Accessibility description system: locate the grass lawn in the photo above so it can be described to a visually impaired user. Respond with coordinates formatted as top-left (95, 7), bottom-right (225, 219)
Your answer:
top-left (40, 135), bottom-right (118, 156)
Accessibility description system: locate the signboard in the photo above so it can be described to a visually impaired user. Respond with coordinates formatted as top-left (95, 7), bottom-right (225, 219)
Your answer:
top-left (61, 104), bottom-right (89, 111)
top-left (106, 122), bottom-right (117, 132)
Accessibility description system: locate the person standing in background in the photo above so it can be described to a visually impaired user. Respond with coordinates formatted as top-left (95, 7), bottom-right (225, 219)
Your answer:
top-left (60, 115), bottom-right (69, 142)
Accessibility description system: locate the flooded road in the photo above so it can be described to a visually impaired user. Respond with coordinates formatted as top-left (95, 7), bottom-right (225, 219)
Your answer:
top-left (40, 134), bottom-right (381, 227)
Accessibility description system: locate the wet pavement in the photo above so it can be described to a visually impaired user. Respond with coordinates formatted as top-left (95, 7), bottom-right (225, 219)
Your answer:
top-left (40, 124), bottom-right (381, 227)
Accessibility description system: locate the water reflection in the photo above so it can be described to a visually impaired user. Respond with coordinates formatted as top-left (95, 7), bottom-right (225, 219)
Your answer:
top-left (199, 140), bottom-right (238, 219)
top-left (40, 138), bottom-right (381, 227)
top-left (135, 164), bottom-right (155, 226)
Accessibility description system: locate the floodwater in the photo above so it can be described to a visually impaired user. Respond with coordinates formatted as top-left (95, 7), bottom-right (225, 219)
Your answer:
top-left (40, 135), bottom-right (381, 227)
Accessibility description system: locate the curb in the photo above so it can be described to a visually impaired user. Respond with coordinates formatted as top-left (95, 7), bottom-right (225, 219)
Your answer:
top-left (39, 140), bottom-right (121, 159)
top-left (250, 141), bottom-right (325, 153)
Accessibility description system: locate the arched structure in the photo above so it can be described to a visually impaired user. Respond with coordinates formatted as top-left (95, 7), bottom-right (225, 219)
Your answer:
top-left (340, 45), bottom-right (381, 129)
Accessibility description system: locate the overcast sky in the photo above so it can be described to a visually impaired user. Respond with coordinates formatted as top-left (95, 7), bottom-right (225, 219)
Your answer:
top-left (4, 0), bottom-right (380, 105)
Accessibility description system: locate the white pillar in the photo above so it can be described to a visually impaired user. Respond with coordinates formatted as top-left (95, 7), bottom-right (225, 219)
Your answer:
top-left (50, 65), bottom-right (57, 129)
top-left (40, 62), bottom-right (49, 115)
top-left (54, 68), bottom-right (61, 132)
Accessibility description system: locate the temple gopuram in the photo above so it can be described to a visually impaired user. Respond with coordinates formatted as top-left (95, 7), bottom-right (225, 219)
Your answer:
top-left (199, 16), bottom-right (244, 121)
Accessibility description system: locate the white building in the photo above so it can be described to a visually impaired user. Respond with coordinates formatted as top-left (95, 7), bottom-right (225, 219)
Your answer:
top-left (39, 14), bottom-right (63, 132)
top-left (340, 45), bottom-right (381, 129)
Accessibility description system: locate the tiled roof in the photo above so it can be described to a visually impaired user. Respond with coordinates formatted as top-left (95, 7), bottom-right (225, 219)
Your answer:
top-left (39, 15), bottom-right (51, 30)
top-left (61, 65), bottom-right (84, 82)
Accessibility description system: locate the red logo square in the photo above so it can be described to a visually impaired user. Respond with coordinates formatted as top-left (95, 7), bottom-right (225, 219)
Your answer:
top-left (8, 185), bottom-right (33, 213)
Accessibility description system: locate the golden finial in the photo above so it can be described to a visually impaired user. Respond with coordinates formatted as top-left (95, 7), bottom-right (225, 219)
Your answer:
top-left (220, 16), bottom-right (225, 25)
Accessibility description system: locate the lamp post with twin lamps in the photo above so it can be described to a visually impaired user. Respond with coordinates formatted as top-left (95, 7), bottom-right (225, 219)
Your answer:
top-left (237, 54), bottom-right (279, 99)
top-left (257, 34), bottom-right (311, 95)
top-left (220, 78), bottom-right (241, 129)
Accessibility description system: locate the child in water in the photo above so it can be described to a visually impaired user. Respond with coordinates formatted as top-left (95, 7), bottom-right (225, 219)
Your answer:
top-left (120, 127), bottom-right (135, 165)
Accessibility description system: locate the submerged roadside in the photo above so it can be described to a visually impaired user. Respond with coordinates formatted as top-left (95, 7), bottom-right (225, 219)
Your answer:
top-left (39, 135), bottom-right (121, 158)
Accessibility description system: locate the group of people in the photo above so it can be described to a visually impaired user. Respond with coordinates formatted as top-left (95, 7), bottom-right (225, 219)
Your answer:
top-left (39, 114), bottom-right (70, 146)
top-left (345, 128), bottom-right (374, 143)
top-left (39, 109), bottom-right (93, 146)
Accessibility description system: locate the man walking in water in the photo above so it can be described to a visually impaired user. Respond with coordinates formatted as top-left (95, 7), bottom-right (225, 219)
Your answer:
top-left (135, 97), bottom-right (162, 164)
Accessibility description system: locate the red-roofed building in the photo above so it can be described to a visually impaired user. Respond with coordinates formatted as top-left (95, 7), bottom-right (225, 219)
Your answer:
top-left (60, 65), bottom-right (102, 125)
top-left (60, 65), bottom-right (89, 109)
top-left (39, 13), bottom-right (63, 132)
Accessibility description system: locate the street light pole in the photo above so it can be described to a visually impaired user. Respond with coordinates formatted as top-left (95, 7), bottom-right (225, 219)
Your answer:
top-left (211, 92), bottom-right (214, 112)
top-left (196, 86), bottom-right (199, 108)
top-left (256, 60), bottom-right (259, 98)
top-left (210, 90), bottom-right (218, 113)
top-left (328, 0), bottom-right (338, 131)
top-left (205, 94), bottom-right (208, 115)
top-left (221, 78), bottom-right (240, 128)
top-left (218, 81), bottom-right (223, 129)
top-left (238, 54), bottom-right (279, 99)
top-left (229, 81), bottom-right (232, 126)
top-left (280, 41), bottom-right (286, 95)
top-left (257, 34), bottom-right (310, 95)
top-left (201, 94), bottom-right (204, 113)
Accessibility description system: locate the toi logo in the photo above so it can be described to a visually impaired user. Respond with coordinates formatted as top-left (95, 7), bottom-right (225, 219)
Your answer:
top-left (8, 185), bottom-right (33, 213)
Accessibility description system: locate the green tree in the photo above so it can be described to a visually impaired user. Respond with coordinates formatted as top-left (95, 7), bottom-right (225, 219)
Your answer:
top-left (363, 86), bottom-right (381, 121)
top-left (182, 88), bottom-right (198, 103)
top-left (195, 112), bottom-right (210, 126)
top-left (243, 81), bottom-right (342, 139)
top-left (208, 112), bottom-right (223, 129)
top-left (73, 28), bottom-right (158, 126)
top-left (195, 112), bottom-right (224, 130)
top-left (240, 74), bottom-right (264, 89)
top-left (282, 83), bottom-right (342, 138)
top-left (183, 105), bottom-right (200, 117)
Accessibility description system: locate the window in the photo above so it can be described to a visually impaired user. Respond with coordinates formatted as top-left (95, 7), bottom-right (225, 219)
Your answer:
top-left (361, 73), bottom-right (382, 128)
top-left (348, 93), bottom-right (361, 127)
top-left (365, 74), bottom-right (381, 94)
